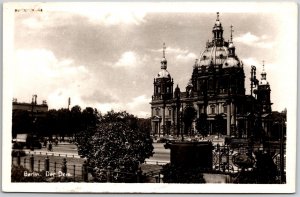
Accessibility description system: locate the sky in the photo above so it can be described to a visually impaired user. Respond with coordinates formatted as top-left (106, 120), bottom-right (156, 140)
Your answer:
top-left (10, 2), bottom-right (297, 118)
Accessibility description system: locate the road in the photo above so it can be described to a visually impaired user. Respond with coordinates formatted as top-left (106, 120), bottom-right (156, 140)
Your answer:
top-left (145, 143), bottom-right (170, 164)
top-left (23, 142), bottom-right (170, 164)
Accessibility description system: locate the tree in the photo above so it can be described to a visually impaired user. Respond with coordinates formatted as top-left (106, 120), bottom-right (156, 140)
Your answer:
top-left (70, 105), bottom-right (82, 135)
top-left (81, 107), bottom-right (100, 130)
top-left (12, 110), bottom-right (32, 138)
top-left (161, 163), bottom-right (206, 183)
top-left (75, 111), bottom-right (154, 182)
top-left (195, 113), bottom-right (208, 137)
top-left (56, 108), bottom-right (71, 140)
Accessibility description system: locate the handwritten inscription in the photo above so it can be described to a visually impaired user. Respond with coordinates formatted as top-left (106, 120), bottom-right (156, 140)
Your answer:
top-left (15, 8), bottom-right (43, 13)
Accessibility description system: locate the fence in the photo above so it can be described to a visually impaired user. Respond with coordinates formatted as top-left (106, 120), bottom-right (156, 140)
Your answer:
top-left (11, 142), bottom-right (286, 183)
top-left (12, 155), bottom-right (84, 181)
top-left (12, 154), bottom-right (145, 182)
top-left (211, 143), bottom-right (286, 178)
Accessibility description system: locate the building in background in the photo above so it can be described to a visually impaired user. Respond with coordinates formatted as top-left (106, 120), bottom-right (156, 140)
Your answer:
top-left (13, 95), bottom-right (48, 116)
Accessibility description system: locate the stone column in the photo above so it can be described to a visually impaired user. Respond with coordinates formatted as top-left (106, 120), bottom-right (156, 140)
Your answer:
top-left (233, 104), bottom-right (236, 126)
top-left (227, 102), bottom-right (231, 136)
top-left (231, 102), bottom-right (237, 136)
top-left (162, 106), bottom-right (165, 136)
top-left (158, 120), bottom-right (161, 137)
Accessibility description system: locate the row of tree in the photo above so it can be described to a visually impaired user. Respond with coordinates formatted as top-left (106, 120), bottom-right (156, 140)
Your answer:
top-left (12, 105), bottom-right (151, 141)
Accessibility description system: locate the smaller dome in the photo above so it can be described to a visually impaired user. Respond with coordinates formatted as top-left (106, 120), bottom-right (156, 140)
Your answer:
top-left (229, 42), bottom-right (235, 48)
top-left (156, 69), bottom-right (171, 79)
top-left (215, 20), bottom-right (221, 26)
top-left (260, 79), bottom-right (269, 85)
top-left (161, 57), bottom-right (167, 64)
top-left (223, 57), bottom-right (240, 68)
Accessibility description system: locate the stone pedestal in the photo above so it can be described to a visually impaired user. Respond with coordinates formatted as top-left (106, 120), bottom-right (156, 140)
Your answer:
top-left (168, 141), bottom-right (213, 170)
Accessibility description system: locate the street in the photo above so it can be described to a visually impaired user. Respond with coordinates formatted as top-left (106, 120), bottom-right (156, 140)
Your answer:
top-left (23, 142), bottom-right (170, 164)
top-left (145, 143), bottom-right (170, 164)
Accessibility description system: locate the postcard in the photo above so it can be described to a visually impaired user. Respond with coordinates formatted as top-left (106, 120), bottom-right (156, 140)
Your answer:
top-left (2, 2), bottom-right (297, 193)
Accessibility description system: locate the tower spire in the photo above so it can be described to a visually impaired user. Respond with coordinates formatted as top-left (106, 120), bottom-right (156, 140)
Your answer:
top-left (160, 42), bottom-right (167, 69)
top-left (230, 25), bottom-right (234, 42)
top-left (216, 12), bottom-right (220, 21)
top-left (163, 42), bottom-right (166, 58)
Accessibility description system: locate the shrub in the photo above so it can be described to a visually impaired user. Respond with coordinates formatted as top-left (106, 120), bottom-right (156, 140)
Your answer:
top-left (161, 163), bottom-right (206, 183)
top-left (12, 142), bottom-right (24, 149)
top-left (11, 150), bottom-right (26, 157)
top-left (11, 165), bottom-right (47, 182)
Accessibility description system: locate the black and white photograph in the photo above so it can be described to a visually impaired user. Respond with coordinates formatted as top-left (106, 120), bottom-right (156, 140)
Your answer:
top-left (2, 2), bottom-right (297, 193)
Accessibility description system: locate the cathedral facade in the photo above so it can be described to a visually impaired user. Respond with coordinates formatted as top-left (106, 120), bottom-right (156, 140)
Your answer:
top-left (150, 13), bottom-right (273, 139)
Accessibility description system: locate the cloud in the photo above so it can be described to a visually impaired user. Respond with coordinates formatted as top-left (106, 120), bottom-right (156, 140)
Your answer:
top-left (112, 51), bottom-right (149, 70)
top-left (150, 46), bottom-right (197, 62)
top-left (82, 90), bottom-right (118, 103)
top-left (242, 57), bottom-right (260, 67)
top-left (127, 95), bottom-right (150, 118)
top-left (127, 95), bottom-right (149, 109)
top-left (150, 46), bottom-right (188, 54)
top-left (176, 52), bottom-right (197, 61)
top-left (21, 17), bottom-right (43, 29)
top-left (235, 32), bottom-right (275, 49)
top-left (20, 5), bottom-right (146, 30)
top-left (47, 4), bottom-right (147, 26)
top-left (13, 48), bottom-right (93, 109)
top-left (113, 51), bottom-right (138, 68)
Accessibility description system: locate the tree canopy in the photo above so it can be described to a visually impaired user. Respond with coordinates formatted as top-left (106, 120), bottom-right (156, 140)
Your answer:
top-left (12, 106), bottom-right (100, 139)
top-left (75, 110), bottom-right (154, 182)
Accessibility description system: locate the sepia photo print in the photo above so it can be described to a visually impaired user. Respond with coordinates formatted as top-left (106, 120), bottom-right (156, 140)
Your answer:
top-left (2, 2), bottom-right (297, 193)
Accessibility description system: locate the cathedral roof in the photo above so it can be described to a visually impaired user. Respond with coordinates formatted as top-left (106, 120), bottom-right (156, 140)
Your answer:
top-left (223, 56), bottom-right (241, 68)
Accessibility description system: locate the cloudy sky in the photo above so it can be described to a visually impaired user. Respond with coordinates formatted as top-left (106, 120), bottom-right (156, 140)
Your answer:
top-left (10, 3), bottom-right (297, 117)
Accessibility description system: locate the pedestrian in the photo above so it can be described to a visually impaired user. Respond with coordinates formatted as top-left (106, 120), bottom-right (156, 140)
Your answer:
top-left (48, 142), bottom-right (52, 152)
top-left (43, 139), bottom-right (47, 147)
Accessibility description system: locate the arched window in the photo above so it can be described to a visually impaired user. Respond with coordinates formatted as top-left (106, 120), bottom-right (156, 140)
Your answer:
top-left (156, 108), bottom-right (160, 116)
top-left (211, 105), bottom-right (215, 114)
top-left (223, 104), bottom-right (227, 113)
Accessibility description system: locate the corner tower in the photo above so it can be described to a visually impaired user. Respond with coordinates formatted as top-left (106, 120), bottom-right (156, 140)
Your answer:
top-left (151, 43), bottom-right (174, 136)
top-left (256, 62), bottom-right (272, 113)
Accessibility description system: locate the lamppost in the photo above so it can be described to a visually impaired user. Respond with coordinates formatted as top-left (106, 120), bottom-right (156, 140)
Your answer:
top-left (279, 118), bottom-right (285, 183)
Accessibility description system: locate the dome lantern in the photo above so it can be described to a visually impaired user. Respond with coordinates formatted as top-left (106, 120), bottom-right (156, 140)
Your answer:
top-left (212, 12), bottom-right (224, 42)
top-left (228, 25), bottom-right (236, 57)
top-left (260, 61), bottom-right (269, 85)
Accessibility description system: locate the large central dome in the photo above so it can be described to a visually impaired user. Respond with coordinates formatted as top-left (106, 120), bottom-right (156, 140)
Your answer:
top-left (196, 13), bottom-right (241, 69)
top-left (198, 44), bottom-right (229, 66)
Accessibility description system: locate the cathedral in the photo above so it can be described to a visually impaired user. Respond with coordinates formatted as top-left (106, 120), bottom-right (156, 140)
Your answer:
top-left (150, 13), bottom-right (274, 139)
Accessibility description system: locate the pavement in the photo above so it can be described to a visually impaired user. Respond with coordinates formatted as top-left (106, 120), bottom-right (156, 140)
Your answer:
top-left (24, 149), bottom-right (81, 158)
